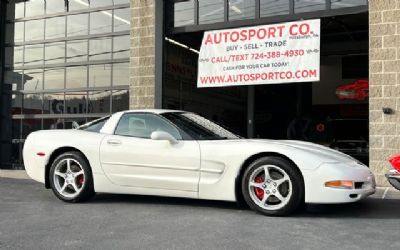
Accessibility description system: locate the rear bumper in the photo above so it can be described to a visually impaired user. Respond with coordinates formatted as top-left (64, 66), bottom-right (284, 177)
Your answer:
top-left (304, 162), bottom-right (376, 204)
top-left (385, 169), bottom-right (400, 191)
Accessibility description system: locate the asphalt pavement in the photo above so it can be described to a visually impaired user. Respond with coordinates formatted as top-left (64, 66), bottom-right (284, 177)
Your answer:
top-left (1, 176), bottom-right (400, 250)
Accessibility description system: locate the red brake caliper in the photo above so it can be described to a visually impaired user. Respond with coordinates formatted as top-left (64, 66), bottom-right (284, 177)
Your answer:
top-left (254, 176), bottom-right (264, 200)
top-left (77, 175), bottom-right (84, 185)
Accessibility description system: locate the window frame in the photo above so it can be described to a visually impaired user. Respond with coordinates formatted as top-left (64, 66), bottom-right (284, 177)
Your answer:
top-left (113, 112), bottom-right (189, 140)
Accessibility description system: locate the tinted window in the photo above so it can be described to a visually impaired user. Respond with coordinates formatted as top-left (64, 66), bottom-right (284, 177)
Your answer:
top-left (114, 113), bottom-right (182, 139)
top-left (79, 116), bottom-right (110, 132)
top-left (161, 113), bottom-right (240, 140)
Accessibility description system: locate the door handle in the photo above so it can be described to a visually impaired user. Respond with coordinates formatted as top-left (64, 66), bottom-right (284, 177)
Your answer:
top-left (107, 139), bottom-right (122, 145)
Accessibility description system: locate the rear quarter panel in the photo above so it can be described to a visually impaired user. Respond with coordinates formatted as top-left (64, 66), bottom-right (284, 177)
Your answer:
top-left (23, 129), bottom-right (107, 184)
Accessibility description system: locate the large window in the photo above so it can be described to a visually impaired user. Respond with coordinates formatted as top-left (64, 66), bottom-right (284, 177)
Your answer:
top-left (3, 0), bottom-right (130, 166)
top-left (171, 0), bottom-right (367, 29)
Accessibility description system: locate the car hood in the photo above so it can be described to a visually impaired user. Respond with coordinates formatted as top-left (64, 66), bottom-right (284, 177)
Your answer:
top-left (218, 139), bottom-right (357, 164)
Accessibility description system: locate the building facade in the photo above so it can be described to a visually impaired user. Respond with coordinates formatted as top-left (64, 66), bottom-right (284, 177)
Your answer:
top-left (0, 0), bottom-right (398, 186)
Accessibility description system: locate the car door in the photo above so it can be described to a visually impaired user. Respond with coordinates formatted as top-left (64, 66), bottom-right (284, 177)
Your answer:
top-left (99, 112), bottom-right (201, 192)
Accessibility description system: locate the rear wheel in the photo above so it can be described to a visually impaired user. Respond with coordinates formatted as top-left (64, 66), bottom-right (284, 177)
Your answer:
top-left (49, 151), bottom-right (95, 202)
top-left (242, 156), bottom-right (304, 216)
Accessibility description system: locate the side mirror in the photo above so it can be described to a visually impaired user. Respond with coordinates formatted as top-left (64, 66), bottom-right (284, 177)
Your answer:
top-left (71, 121), bottom-right (80, 129)
top-left (150, 131), bottom-right (178, 144)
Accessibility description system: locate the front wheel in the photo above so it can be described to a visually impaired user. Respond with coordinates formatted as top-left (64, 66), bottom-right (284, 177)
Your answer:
top-left (242, 156), bottom-right (304, 216)
top-left (49, 151), bottom-right (95, 202)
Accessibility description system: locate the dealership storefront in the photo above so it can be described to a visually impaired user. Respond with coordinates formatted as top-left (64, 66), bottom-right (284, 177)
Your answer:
top-left (0, 0), bottom-right (398, 186)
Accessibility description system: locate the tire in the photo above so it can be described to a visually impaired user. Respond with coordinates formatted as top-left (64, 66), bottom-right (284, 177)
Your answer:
top-left (241, 156), bottom-right (304, 216)
top-left (49, 151), bottom-right (95, 203)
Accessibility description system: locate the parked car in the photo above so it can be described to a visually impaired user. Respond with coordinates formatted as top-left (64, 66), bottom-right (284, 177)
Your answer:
top-left (386, 154), bottom-right (400, 191)
top-left (335, 79), bottom-right (369, 101)
top-left (23, 110), bottom-right (375, 216)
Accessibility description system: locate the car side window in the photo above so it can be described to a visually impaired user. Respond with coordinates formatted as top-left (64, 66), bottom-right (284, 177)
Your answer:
top-left (114, 113), bottom-right (182, 140)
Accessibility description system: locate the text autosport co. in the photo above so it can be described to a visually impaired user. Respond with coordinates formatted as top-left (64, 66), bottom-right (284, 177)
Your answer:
top-left (202, 22), bottom-right (313, 45)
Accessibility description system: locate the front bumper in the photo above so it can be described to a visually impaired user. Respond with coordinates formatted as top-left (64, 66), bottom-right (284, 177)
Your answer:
top-left (385, 169), bottom-right (400, 191)
top-left (303, 162), bottom-right (376, 204)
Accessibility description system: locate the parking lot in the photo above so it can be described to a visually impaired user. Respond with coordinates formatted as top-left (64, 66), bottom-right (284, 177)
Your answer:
top-left (1, 176), bottom-right (400, 250)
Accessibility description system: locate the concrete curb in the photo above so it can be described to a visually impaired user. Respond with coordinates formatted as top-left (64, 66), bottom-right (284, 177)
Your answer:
top-left (0, 170), bottom-right (30, 180)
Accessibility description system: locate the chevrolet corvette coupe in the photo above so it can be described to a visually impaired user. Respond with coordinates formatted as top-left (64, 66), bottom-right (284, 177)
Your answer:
top-left (23, 110), bottom-right (376, 216)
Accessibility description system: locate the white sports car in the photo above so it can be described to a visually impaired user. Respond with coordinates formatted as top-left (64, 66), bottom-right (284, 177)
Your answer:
top-left (23, 110), bottom-right (376, 216)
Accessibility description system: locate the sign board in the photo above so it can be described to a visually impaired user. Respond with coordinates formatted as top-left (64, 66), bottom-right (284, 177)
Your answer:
top-left (197, 19), bottom-right (320, 88)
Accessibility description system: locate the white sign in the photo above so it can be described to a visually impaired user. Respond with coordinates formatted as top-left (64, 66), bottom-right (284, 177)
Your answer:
top-left (197, 19), bottom-right (320, 88)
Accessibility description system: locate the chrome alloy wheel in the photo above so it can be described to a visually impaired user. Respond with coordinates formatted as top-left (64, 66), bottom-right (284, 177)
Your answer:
top-left (248, 165), bottom-right (292, 210)
top-left (53, 158), bottom-right (85, 198)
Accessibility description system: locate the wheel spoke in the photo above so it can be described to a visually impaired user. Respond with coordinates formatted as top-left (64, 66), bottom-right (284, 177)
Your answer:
top-left (249, 181), bottom-right (263, 188)
top-left (263, 166), bottom-right (272, 181)
top-left (54, 171), bottom-right (66, 179)
top-left (70, 182), bottom-right (79, 193)
top-left (274, 190), bottom-right (285, 202)
top-left (74, 170), bottom-right (84, 177)
top-left (66, 159), bottom-right (71, 172)
top-left (276, 174), bottom-right (290, 186)
top-left (260, 193), bottom-right (271, 206)
top-left (60, 183), bottom-right (68, 193)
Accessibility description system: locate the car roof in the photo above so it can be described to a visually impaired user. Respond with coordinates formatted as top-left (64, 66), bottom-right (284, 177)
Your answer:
top-left (121, 109), bottom-right (184, 114)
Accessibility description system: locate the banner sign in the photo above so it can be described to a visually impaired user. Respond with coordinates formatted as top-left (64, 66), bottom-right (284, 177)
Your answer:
top-left (197, 19), bottom-right (320, 88)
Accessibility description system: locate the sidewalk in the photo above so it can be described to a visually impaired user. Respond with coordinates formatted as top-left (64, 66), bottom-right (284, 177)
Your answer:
top-left (1, 169), bottom-right (400, 199)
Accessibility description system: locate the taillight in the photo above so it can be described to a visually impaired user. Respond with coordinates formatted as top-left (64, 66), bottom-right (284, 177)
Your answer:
top-left (36, 152), bottom-right (45, 157)
top-left (389, 154), bottom-right (400, 171)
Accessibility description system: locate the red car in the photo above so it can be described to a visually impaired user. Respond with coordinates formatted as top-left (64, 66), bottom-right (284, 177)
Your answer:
top-left (335, 79), bottom-right (369, 101)
top-left (387, 155), bottom-right (400, 191)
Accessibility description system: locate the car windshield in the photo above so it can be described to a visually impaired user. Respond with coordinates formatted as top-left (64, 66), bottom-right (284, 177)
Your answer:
top-left (78, 116), bottom-right (110, 132)
top-left (161, 112), bottom-right (240, 140)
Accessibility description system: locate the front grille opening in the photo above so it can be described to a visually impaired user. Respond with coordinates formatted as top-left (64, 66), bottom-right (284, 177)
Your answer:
top-left (349, 194), bottom-right (358, 199)
top-left (354, 182), bottom-right (364, 189)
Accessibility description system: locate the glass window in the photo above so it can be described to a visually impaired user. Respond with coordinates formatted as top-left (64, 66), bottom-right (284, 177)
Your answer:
top-left (46, 0), bottom-right (66, 14)
top-left (23, 94), bottom-right (42, 114)
top-left (25, 0), bottom-right (44, 17)
top-left (112, 90), bottom-right (129, 112)
top-left (331, 0), bottom-right (367, 9)
top-left (23, 69), bottom-right (43, 91)
top-left (90, 11), bottom-right (112, 34)
top-left (12, 119), bottom-right (21, 140)
top-left (66, 66), bottom-right (88, 89)
top-left (113, 35), bottom-right (129, 59)
top-left (89, 38), bottom-right (112, 61)
top-left (64, 118), bottom-right (87, 129)
top-left (65, 92), bottom-right (87, 114)
top-left (43, 93), bottom-right (64, 114)
top-left (24, 44), bottom-right (44, 66)
top-left (67, 14), bottom-right (88, 37)
top-left (12, 94), bottom-right (23, 115)
top-left (162, 113), bottom-right (239, 140)
top-left (174, 0), bottom-right (195, 27)
top-left (68, 0), bottom-right (89, 11)
top-left (45, 42), bottom-right (65, 65)
top-left (5, 70), bottom-right (23, 91)
top-left (90, 0), bottom-right (113, 8)
top-left (15, 22), bottom-right (24, 43)
top-left (25, 19), bottom-right (44, 41)
top-left (88, 91), bottom-right (111, 114)
top-left (5, 46), bottom-right (23, 67)
top-left (22, 119), bottom-right (42, 139)
top-left (45, 16), bottom-right (66, 39)
top-left (114, 0), bottom-right (130, 5)
top-left (295, 0), bottom-right (326, 13)
top-left (44, 68), bottom-right (65, 89)
top-left (43, 118), bottom-right (63, 129)
top-left (260, 0), bottom-right (290, 17)
top-left (113, 63), bottom-right (129, 86)
top-left (89, 64), bottom-right (111, 87)
top-left (67, 40), bottom-right (88, 62)
top-left (199, 0), bottom-right (224, 24)
top-left (79, 116), bottom-right (110, 132)
top-left (229, 0), bottom-right (255, 21)
top-left (113, 8), bottom-right (130, 32)
top-left (7, 2), bottom-right (25, 20)
top-left (115, 113), bottom-right (182, 139)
